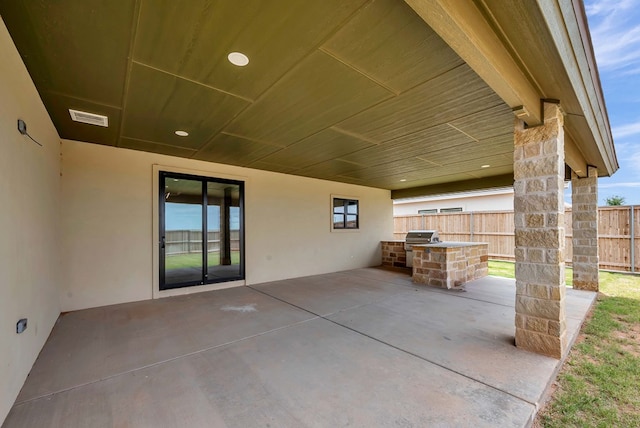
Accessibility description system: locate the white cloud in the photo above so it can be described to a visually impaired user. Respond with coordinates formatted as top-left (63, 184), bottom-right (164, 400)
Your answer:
top-left (612, 121), bottom-right (640, 138)
top-left (598, 182), bottom-right (640, 188)
top-left (585, 0), bottom-right (640, 72)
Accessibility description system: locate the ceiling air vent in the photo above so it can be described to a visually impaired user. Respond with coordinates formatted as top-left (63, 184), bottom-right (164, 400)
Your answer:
top-left (68, 109), bottom-right (109, 127)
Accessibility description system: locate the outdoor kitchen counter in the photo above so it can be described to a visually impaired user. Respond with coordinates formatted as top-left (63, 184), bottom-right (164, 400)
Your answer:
top-left (411, 242), bottom-right (488, 289)
top-left (381, 240), bottom-right (407, 269)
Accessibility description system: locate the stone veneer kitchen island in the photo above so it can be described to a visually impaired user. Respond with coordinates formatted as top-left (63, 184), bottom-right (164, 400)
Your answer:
top-left (411, 242), bottom-right (488, 289)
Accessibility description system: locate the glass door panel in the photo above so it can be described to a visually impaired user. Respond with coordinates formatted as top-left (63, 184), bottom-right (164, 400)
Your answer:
top-left (160, 172), bottom-right (244, 290)
top-left (161, 176), bottom-right (204, 289)
top-left (207, 182), bottom-right (242, 281)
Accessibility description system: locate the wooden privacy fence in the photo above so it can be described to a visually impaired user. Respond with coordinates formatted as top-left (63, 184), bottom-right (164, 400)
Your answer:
top-left (165, 230), bottom-right (240, 255)
top-left (394, 205), bottom-right (639, 272)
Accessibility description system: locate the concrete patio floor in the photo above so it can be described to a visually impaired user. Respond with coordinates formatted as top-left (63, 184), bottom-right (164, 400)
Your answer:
top-left (2, 268), bottom-right (596, 428)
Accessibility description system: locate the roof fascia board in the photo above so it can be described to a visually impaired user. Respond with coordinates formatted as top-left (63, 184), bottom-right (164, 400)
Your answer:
top-left (536, 0), bottom-right (618, 175)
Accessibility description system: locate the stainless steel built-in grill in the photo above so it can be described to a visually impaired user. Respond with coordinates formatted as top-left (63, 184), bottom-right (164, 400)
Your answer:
top-left (404, 230), bottom-right (440, 267)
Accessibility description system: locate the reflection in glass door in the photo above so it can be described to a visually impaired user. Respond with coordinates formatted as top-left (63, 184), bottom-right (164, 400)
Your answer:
top-left (160, 172), bottom-right (244, 290)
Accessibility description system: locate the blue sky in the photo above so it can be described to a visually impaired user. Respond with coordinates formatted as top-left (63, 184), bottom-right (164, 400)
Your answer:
top-left (582, 0), bottom-right (640, 205)
top-left (166, 203), bottom-right (240, 231)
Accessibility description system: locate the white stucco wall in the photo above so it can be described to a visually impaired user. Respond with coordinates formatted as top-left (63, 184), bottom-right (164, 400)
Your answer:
top-left (60, 140), bottom-right (393, 312)
top-left (393, 188), bottom-right (514, 215)
top-left (0, 19), bottom-right (62, 424)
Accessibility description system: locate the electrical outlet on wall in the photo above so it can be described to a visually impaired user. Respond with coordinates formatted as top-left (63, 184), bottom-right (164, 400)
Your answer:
top-left (16, 318), bottom-right (27, 334)
top-left (17, 119), bottom-right (27, 134)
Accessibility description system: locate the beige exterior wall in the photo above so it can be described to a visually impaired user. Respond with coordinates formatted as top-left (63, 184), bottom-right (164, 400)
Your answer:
top-left (60, 140), bottom-right (393, 312)
top-left (393, 189), bottom-right (514, 215)
top-left (0, 20), bottom-right (62, 423)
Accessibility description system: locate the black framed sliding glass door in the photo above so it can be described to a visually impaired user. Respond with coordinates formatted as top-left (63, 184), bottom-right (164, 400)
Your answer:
top-left (160, 172), bottom-right (244, 290)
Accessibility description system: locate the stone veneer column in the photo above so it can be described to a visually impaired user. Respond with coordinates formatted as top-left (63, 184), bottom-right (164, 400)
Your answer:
top-left (513, 102), bottom-right (567, 359)
top-left (572, 167), bottom-right (599, 291)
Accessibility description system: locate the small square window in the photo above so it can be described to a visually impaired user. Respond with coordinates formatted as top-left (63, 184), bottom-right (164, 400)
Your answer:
top-left (332, 197), bottom-right (359, 230)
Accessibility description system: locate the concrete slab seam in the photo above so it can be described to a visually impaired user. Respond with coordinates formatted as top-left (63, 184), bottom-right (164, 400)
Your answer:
top-left (12, 316), bottom-right (320, 408)
top-left (248, 285), bottom-right (537, 407)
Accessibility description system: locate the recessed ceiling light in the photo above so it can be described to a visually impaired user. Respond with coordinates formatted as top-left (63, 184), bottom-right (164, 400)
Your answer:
top-left (481, 164), bottom-right (490, 168)
top-left (400, 179), bottom-right (407, 182)
top-left (175, 130), bottom-right (189, 137)
top-left (228, 52), bottom-right (249, 66)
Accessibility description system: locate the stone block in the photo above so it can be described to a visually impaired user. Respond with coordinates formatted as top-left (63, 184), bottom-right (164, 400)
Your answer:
top-left (516, 295), bottom-right (561, 319)
top-left (543, 138), bottom-right (559, 156)
top-left (524, 142), bottom-right (541, 158)
top-left (547, 320), bottom-right (565, 336)
top-left (515, 328), bottom-right (566, 359)
top-left (526, 178), bottom-right (546, 193)
top-left (549, 285), bottom-right (566, 300)
top-left (429, 278), bottom-right (443, 288)
top-left (525, 316), bottom-right (549, 333)
top-left (515, 229), bottom-right (562, 249)
top-left (515, 262), bottom-right (563, 285)
top-left (527, 283), bottom-right (551, 299)
top-left (545, 249), bottom-right (562, 264)
top-left (527, 248), bottom-right (544, 263)
top-left (573, 280), bottom-right (598, 292)
top-left (514, 193), bottom-right (561, 213)
top-left (513, 145), bottom-right (524, 160)
top-left (515, 117), bottom-right (560, 148)
top-left (514, 157), bottom-right (561, 180)
top-left (515, 313), bottom-right (526, 329)
top-left (546, 212), bottom-right (560, 227)
top-left (526, 214), bottom-right (545, 228)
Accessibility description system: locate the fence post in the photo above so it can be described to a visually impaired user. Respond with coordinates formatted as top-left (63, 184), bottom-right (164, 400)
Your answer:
top-left (632, 205), bottom-right (636, 273)
top-left (470, 211), bottom-right (474, 241)
top-left (421, 214), bottom-right (425, 229)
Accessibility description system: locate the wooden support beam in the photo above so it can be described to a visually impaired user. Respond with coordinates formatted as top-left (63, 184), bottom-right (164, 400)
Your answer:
top-left (391, 173), bottom-right (513, 199)
top-left (405, 0), bottom-right (543, 126)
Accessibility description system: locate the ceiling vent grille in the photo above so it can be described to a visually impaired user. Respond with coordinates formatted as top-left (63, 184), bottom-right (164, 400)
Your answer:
top-left (68, 109), bottom-right (109, 127)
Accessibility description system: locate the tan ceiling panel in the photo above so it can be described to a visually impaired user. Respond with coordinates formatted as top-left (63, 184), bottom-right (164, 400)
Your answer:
top-left (1, 1), bottom-right (136, 106)
top-left (338, 157), bottom-right (431, 180)
top-left (424, 140), bottom-right (514, 166)
top-left (448, 104), bottom-right (514, 140)
top-left (1, 0), bottom-right (541, 197)
top-left (134, 0), bottom-right (367, 100)
top-left (256, 128), bottom-right (377, 169)
top-left (297, 159), bottom-right (367, 180)
top-left (193, 133), bottom-right (282, 167)
top-left (372, 172), bottom-right (479, 191)
top-left (247, 162), bottom-right (301, 176)
top-left (436, 153), bottom-right (514, 173)
top-left (466, 165), bottom-right (514, 179)
top-left (40, 92), bottom-right (122, 147)
top-left (323, 0), bottom-right (464, 93)
top-left (223, 51), bottom-right (394, 146)
top-left (340, 124), bottom-right (473, 166)
top-left (119, 138), bottom-right (198, 158)
top-left (337, 65), bottom-right (505, 142)
top-left (122, 64), bottom-right (249, 149)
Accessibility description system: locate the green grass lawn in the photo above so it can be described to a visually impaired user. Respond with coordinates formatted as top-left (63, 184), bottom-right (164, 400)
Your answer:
top-left (488, 260), bottom-right (640, 427)
top-left (166, 251), bottom-right (240, 270)
top-left (490, 260), bottom-right (574, 286)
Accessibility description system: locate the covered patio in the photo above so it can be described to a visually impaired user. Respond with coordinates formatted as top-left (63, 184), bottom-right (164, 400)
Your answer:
top-left (3, 268), bottom-right (595, 427)
top-left (0, 0), bottom-right (618, 424)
